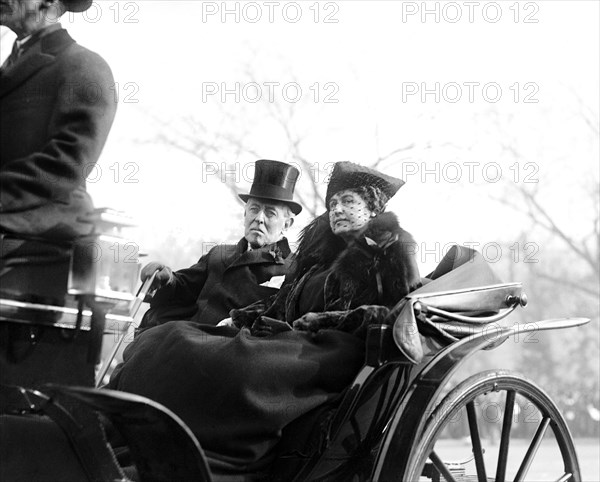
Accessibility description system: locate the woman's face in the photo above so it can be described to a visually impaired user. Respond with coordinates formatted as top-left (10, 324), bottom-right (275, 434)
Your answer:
top-left (328, 189), bottom-right (374, 240)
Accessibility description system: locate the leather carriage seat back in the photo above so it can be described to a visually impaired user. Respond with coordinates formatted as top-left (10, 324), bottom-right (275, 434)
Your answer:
top-left (426, 245), bottom-right (477, 280)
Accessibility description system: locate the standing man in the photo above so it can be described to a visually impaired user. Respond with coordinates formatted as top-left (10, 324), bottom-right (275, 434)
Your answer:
top-left (0, 0), bottom-right (117, 300)
top-left (139, 159), bottom-right (303, 329)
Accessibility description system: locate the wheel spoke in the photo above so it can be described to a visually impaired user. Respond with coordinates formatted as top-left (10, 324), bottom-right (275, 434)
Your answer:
top-left (429, 450), bottom-right (459, 482)
top-left (466, 401), bottom-right (487, 482)
top-left (555, 474), bottom-right (574, 482)
top-left (514, 416), bottom-right (550, 482)
top-left (495, 389), bottom-right (516, 482)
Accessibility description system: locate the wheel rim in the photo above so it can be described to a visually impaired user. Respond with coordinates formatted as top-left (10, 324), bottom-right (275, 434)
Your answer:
top-left (408, 370), bottom-right (581, 482)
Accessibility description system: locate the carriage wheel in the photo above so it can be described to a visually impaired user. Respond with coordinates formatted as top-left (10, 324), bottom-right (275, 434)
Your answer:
top-left (408, 370), bottom-right (580, 482)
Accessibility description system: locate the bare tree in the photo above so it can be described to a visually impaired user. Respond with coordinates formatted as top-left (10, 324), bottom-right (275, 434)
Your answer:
top-left (490, 106), bottom-right (599, 300)
top-left (140, 64), bottom-right (416, 218)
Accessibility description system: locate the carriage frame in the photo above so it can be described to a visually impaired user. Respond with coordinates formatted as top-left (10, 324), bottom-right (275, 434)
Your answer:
top-left (0, 213), bottom-right (590, 482)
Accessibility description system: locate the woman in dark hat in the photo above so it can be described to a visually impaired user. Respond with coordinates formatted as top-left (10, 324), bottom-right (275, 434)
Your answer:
top-left (110, 161), bottom-right (420, 478)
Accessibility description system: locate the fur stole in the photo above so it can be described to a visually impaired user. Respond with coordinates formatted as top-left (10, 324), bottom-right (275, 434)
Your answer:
top-left (294, 211), bottom-right (420, 310)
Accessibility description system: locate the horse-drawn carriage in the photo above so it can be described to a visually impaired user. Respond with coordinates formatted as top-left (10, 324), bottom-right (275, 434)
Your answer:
top-left (0, 209), bottom-right (589, 481)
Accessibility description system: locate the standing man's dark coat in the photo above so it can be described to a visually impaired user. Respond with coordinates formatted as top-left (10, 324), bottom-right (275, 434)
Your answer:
top-left (0, 24), bottom-right (117, 236)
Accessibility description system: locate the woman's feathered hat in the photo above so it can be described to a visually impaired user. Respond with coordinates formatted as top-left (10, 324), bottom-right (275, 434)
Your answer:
top-left (325, 161), bottom-right (405, 207)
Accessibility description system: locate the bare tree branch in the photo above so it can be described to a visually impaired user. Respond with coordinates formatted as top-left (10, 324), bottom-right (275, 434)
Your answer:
top-left (140, 61), bottom-right (418, 219)
top-left (567, 85), bottom-right (600, 136)
top-left (496, 138), bottom-right (599, 277)
top-left (534, 271), bottom-right (599, 298)
top-left (371, 143), bottom-right (415, 168)
top-left (521, 188), bottom-right (596, 270)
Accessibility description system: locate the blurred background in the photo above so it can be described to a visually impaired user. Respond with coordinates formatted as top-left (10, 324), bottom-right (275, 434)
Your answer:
top-left (2, 0), bottom-right (598, 478)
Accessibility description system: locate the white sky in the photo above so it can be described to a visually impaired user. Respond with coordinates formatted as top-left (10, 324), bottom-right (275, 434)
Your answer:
top-left (1, 0), bottom-right (598, 273)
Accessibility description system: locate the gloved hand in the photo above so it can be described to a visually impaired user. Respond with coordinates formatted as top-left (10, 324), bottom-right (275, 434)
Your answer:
top-left (251, 316), bottom-right (292, 337)
top-left (293, 311), bottom-right (347, 333)
top-left (293, 305), bottom-right (389, 338)
top-left (140, 262), bottom-right (174, 288)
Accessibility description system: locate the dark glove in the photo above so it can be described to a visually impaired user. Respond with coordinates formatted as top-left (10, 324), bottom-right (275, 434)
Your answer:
top-left (230, 300), bottom-right (268, 329)
top-left (250, 316), bottom-right (292, 337)
top-left (292, 311), bottom-right (347, 333)
top-left (140, 262), bottom-right (173, 289)
top-left (335, 305), bottom-right (390, 337)
top-left (293, 306), bottom-right (390, 339)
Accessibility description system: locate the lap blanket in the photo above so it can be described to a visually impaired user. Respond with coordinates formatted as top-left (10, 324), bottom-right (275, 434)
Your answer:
top-left (109, 320), bottom-right (364, 476)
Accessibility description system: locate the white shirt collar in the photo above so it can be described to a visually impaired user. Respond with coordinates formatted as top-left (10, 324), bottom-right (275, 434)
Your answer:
top-left (15, 35), bottom-right (32, 50)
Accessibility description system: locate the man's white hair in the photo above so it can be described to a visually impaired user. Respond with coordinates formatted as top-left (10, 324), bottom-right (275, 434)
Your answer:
top-left (281, 204), bottom-right (294, 220)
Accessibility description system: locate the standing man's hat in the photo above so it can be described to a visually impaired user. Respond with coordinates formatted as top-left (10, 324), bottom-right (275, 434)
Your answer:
top-left (239, 160), bottom-right (303, 215)
top-left (326, 161), bottom-right (405, 207)
top-left (62, 0), bottom-right (93, 12)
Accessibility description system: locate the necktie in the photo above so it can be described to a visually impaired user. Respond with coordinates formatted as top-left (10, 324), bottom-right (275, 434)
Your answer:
top-left (0, 41), bottom-right (22, 74)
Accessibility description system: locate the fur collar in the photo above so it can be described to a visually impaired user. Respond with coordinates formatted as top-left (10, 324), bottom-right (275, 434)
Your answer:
top-left (328, 212), bottom-right (419, 308)
top-left (294, 211), bottom-right (406, 277)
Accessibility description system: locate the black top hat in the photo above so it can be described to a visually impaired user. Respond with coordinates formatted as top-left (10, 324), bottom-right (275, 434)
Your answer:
top-left (326, 161), bottom-right (405, 207)
top-left (238, 160), bottom-right (302, 215)
top-left (62, 0), bottom-right (93, 12)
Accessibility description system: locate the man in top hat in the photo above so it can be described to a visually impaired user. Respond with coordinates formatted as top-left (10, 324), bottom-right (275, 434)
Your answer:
top-left (0, 0), bottom-right (116, 237)
top-left (138, 159), bottom-right (302, 329)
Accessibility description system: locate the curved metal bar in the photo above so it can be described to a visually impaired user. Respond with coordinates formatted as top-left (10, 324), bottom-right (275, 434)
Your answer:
top-left (95, 270), bottom-right (158, 387)
top-left (129, 270), bottom-right (159, 318)
top-left (372, 317), bottom-right (589, 481)
top-left (0, 384), bottom-right (126, 481)
top-left (409, 282), bottom-right (523, 313)
top-left (0, 384), bottom-right (51, 414)
top-left (47, 385), bottom-right (213, 482)
top-left (0, 298), bottom-right (132, 331)
top-left (419, 303), bottom-right (518, 325)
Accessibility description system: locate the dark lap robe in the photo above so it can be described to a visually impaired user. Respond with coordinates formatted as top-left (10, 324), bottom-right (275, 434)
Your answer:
top-left (110, 321), bottom-right (364, 475)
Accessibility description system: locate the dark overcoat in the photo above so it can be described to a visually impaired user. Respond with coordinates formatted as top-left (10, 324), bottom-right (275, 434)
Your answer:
top-left (0, 24), bottom-right (116, 236)
top-left (141, 237), bottom-right (294, 328)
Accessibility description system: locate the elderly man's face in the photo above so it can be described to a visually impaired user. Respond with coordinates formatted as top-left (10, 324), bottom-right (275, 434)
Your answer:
top-left (0, 0), bottom-right (56, 35)
top-left (244, 198), bottom-right (293, 248)
top-left (0, 0), bottom-right (40, 34)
